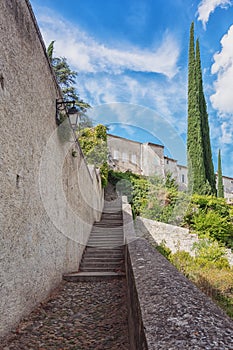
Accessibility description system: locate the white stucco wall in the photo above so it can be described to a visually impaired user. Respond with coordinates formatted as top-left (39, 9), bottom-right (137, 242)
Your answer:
top-left (0, 0), bottom-right (103, 337)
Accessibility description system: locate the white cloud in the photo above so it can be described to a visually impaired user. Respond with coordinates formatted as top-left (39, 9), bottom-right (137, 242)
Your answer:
top-left (79, 73), bottom-right (187, 135)
top-left (197, 0), bottom-right (232, 29)
top-left (34, 6), bottom-right (187, 164)
top-left (210, 25), bottom-right (233, 113)
top-left (38, 11), bottom-right (179, 78)
top-left (220, 121), bottom-right (233, 143)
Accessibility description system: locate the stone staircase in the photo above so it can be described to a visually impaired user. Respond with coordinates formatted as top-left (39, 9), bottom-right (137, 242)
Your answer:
top-left (63, 198), bottom-right (125, 281)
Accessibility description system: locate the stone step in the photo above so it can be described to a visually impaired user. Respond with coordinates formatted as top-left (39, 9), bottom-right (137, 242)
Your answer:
top-left (91, 228), bottom-right (123, 232)
top-left (84, 257), bottom-right (123, 262)
top-left (80, 261), bottom-right (123, 268)
top-left (88, 236), bottom-right (123, 240)
top-left (92, 227), bottom-right (123, 230)
top-left (63, 200), bottom-right (125, 281)
top-left (103, 215), bottom-right (122, 217)
top-left (82, 257), bottom-right (123, 263)
top-left (102, 208), bottom-right (122, 210)
top-left (90, 231), bottom-right (123, 236)
top-left (84, 248), bottom-right (123, 253)
top-left (100, 218), bottom-right (122, 220)
top-left (89, 232), bottom-right (123, 236)
top-left (83, 252), bottom-right (123, 259)
top-left (87, 243), bottom-right (124, 247)
top-left (88, 238), bottom-right (124, 243)
top-left (101, 211), bottom-right (122, 213)
top-left (95, 218), bottom-right (123, 221)
top-left (102, 209), bottom-right (122, 211)
top-left (85, 244), bottom-right (124, 250)
top-left (86, 244), bottom-right (124, 248)
top-left (85, 247), bottom-right (123, 253)
top-left (88, 240), bottom-right (123, 244)
top-left (87, 246), bottom-right (123, 250)
top-left (63, 271), bottom-right (125, 282)
top-left (94, 223), bottom-right (123, 227)
top-left (82, 255), bottom-right (124, 262)
top-left (93, 229), bottom-right (122, 231)
top-left (98, 221), bottom-right (122, 224)
top-left (101, 212), bottom-right (122, 216)
top-left (92, 224), bottom-right (123, 231)
top-left (99, 221), bottom-right (122, 224)
top-left (90, 231), bottom-right (124, 238)
top-left (96, 227), bottom-right (122, 230)
top-left (100, 217), bottom-right (122, 221)
top-left (90, 233), bottom-right (123, 237)
top-left (79, 266), bottom-right (124, 272)
top-left (102, 206), bottom-right (122, 209)
top-left (87, 240), bottom-right (124, 244)
top-left (97, 214), bottom-right (122, 217)
top-left (89, 233), bottom-right (123, 238)
top-left (81, 254), bottom-right (124, 262)
top-left (103, 205), bottom-right (122, 208)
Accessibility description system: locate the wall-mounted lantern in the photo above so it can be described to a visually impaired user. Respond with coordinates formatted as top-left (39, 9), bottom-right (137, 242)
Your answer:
top-left (56, 99), bottom-right (80, 131)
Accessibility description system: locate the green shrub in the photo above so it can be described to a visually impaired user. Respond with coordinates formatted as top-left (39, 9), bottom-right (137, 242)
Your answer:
top-left (194, 268), bottom-right (233, 318)
top-left (191, 210), bottom-right (233, 245)
top-left (191, 194), bottom-right (230, 216)
top-left (153, 240), bottom-right (233, 319)
top-left (155, 240), bottom-right (172, 259)
top-left (108, 170), bottom-right (139, 186)
top-left (108, 170), bottom-right (143, 212)
top-left (192, 239), bottom-right (227, 262)
top-left (164, 171), bottom-right (178, 191)
top-left (108, 170), bottom-right (183, 222)
top-left (169, 250), bottom-right (195, 275)
top-left (183, 195), bottom-right (233, 249)
top-left (100, 162), bottom-right (109, 188)
top-left (78, 125), bottom-right (108, 187)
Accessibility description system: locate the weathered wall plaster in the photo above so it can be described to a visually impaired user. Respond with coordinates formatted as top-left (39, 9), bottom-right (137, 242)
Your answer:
top-left (0, 0), bottom-right (103, 337)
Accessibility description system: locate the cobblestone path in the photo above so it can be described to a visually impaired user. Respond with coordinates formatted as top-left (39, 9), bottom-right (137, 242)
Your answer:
top-left (2, 278), bottom-right (129, 350)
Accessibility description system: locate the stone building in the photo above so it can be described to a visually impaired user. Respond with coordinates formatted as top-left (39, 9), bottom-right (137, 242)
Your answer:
top-left (219, 175), bottom-right (233, 201)
top-left (107, 134), bottom-right (187, 190)
top-left (107, 134), bottom-right (233, 200)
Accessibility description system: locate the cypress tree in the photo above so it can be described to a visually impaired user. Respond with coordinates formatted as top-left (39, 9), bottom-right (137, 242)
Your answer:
top-left (217, 149), bottom-right (224, 198)
top-left (187, 23), bottom-right (206, 194)
top-left (195, 39), bottom-right (216, 195)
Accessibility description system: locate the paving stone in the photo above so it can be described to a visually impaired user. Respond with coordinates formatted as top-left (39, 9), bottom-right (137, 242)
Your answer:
top-left (2, 279), bottom-right (129, 349)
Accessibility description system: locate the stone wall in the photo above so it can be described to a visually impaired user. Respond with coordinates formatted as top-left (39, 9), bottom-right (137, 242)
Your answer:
top-left (135, 216), bottom-right (233, 265)
top-left (123, 199), bottom-right (233, 349)
top-left (0, 0), bottom-right (103, 337)
top-left (135, 216), bottom-right (199, 255)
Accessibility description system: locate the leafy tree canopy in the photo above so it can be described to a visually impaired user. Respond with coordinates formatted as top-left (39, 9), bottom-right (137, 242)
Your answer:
top-left (78, 125), bottom-right (108, 187)
top-left (47, 41), bottom-right (91, 112)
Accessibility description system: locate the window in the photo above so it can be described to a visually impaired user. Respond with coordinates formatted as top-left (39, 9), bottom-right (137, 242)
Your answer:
top-left (113, 150), bottom-right (119, 159)
top-left (166, 159), bottom-right (169, 164)
top-left (122, 152), bottom-right (128, 162)
top-left (182, 174), bottom-right (185, 183)
top-left (131, 154), bottom-right (136, 164)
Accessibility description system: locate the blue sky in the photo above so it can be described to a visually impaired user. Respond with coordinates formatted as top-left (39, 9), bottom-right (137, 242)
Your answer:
top-left (30, 0), bottom-right (233, 177)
